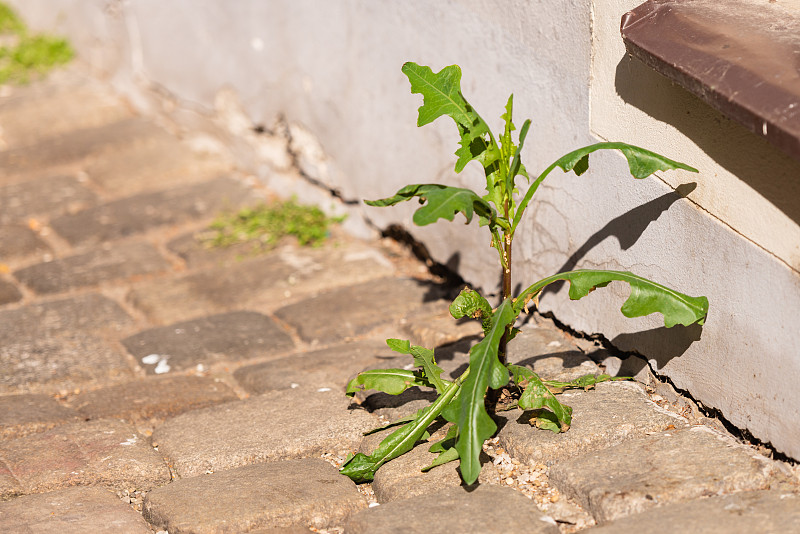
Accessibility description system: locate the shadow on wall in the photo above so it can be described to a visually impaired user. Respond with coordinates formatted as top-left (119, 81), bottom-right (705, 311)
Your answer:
top-left (615, 55), bottom-right (800, 227)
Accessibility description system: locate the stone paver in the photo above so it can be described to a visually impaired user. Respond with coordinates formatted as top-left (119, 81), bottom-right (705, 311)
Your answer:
top-left (13, 241), bottom-right (170, 294)
top-left (345, 485), bottom-right (560, 534)
top-left (371, 438), bottom-right (501, 503)
top-left (67, 376), bottom-right (239, 426)
top-left (0, 174), bottom-right (98, 224)
top-left (0, 118), bottom-right (166, 178)
top-left (50, 176), bottom-right (257, 246)
top-left (549, 426), bottom-right (786, 523)
top-left (122, 311), bottom-right (293, 374)
top-left (0, 419), bottom-right (170, 500)
top-left (127, 242), bottom-right (395, 323)
top-left (85, 132), bottom-right (232, 195)
top-left (0, 333), bottom-right (135, 395)
top-left (143, 459), bottom-right (366, 533)
top-left (0, 394), bottom-right (79, 440)
top-left (151, 388), bottom-right (378, 478)
top-left (275, 277), bottom-right (443, 344)
top-left (0, 81), bottom-right (132, 149)
top-left (584, 489), bottom-right (800, 533)
top-left (0, 225), bottom-right (50, 262)
top-left (0, 279), bottom-right (21, 306)
top-left (400, 301), bottom-right (483, 349)
top-left (234, 340), bottom-right (394, 394)
top-left (497, 381), bottom-right (685, 466)
top-left (507, 323), bottom-right (602, 381)
top-left (0, 293), bottom-right (133, 342)
top-left (0, 486), bottom-right (153, 533)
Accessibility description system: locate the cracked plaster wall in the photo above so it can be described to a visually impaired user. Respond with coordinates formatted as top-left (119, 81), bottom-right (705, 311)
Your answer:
top-left (10, 0), bottom-right (800, 460)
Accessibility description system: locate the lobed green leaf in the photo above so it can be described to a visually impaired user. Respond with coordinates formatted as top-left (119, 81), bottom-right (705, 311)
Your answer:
top-left (554, 142), bottom-right (698, 179)
top-left (514, 269), bottom-right (709, 328)
top-left (365, 184), bottom-right (495, 227)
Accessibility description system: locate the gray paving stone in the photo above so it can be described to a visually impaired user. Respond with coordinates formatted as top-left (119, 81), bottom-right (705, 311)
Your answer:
top-left (50, 177), bottom-right (256, 246)
top-left (0, 394), bottom-right (80, 440)
top-left (497, 381), bottom-right (685, 466)
top-left (127, 242), bottom-right (394, 324)
top-left (143, 459), bottom-right (366, 533)
top-left (0, 224), bottom-right (50, 261)
top-left (275, 277), bottom-right (443, 344)
top-left (371, 440), bottom-right (501, 503)
top-left (345, 485), bottom-right (560, 534)
top-left (234, 340), bottom-right (395, 394)
top-left (400, 300), bottom-right (483, 349)
top-left (0, 332), bottom-right (135, 395)
top-left (584, 489), bottom-right (800, 534)
top-left (86, 132), bottom-right (232, 195)
top-left (67, 376), bottom-right (239, 426)
top-left (0, 419), bottom-right (170, 500)
top-left (0, 118), bottom-right (165, 178)
top-left (13, 241), bottom-right (170, 294)
top-left (151, 388), bottom-right (378, 478)
top-left (122, 311), bottom-right (294, 375)
top-left (0, 278), bottom-right (21, 306)
top-left (507, 323), bottom-right (602, 381)
top-left (167, 230), bottom-right (269, 269)
top-left (0, 82), bottom-right (131, 150)
top-left (0, 175), bottom-right (98, 224)
top-left (0, 293), bottom-right (134, 342)
top-left (549, 426), bottom-right (786, 523)
top-left (0, 486), bottom-right (153, 533)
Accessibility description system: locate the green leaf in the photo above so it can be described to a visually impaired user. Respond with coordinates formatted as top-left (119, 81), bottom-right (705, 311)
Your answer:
top-left (401, 62), bottom-right (499, 176)
top-left (543, 373), bottom-right (627, 391)
top-left (514, 269), bottom-right (709, 328)
top-left (508, 365), bottom-right (572, 431)
top-left (512, 142), bottom-right (697, 233)
top-left (341, 373), bottom-right (465, 483)
top-left (422, 446), bottom-right (460, 472)
top-left (449, 287), bottom-right (493, 334)
top-left (456, 299), bottom-right (517, 484)
top-left (428, 425), bottom-right (458, 453)
top-left (385, 338), bottom-right (447, 394)
top-left (345, 369), bottom-right (430, 397)
top-left (531, 410), bottom-right (564, 433)
top-left (554, 142), bottom-right (698, 179)
top-left (365, 184), bottom-right (495, 227)
top-left (362, 408), bottom-right (425, 436)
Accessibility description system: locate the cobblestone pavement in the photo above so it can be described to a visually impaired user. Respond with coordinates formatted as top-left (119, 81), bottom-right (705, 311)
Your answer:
top-left (0, 68), bottom-right (798, 534)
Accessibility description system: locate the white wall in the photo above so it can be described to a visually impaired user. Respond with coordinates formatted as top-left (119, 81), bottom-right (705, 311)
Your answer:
top-left (10, 0), bottom-right (800, 460)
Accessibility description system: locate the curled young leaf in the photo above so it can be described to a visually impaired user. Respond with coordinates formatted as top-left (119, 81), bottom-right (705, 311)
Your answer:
top-left (449, 287), bottom-right (493, 334)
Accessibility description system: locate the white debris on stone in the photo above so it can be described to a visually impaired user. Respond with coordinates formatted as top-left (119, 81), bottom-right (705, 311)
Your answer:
top-left (119, 435), bottom-right (138, 446)
top-left (141, 354), bottom-right (160, 364)
top-left (317, 387), bottom-right (331, 392)
top-left (154, 359), bottom-right (171, 374)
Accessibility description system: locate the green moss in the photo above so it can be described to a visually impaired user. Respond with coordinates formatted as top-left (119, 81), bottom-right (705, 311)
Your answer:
top-left (0, 2), bottom-right (74, 84)
top-left (200, 198), bottom-right (345, 252)
top-left (0, 3), bottom-right (23, 34)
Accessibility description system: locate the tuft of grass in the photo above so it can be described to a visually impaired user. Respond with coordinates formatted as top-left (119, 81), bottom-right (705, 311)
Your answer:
top-left (0, 2), bottom-right (74, 84)
top-left (200, 198), bottom-right (345, 252)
